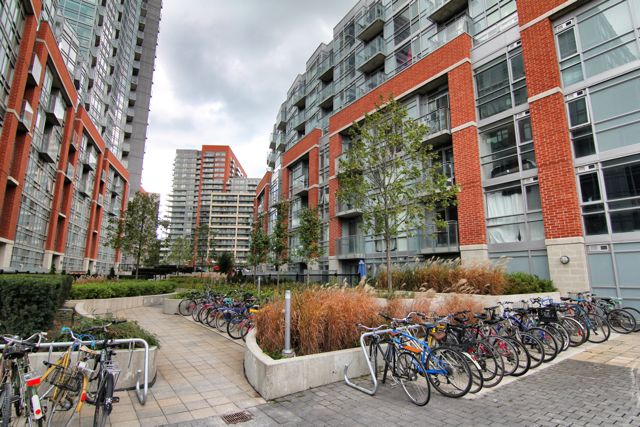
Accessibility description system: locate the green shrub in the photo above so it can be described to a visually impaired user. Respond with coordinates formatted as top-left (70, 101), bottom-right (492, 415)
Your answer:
top-left (0, 274), bottom-right (73, 336)
top-left (52, 315), bottom-right (160, 348)
top-left (504, 272), bottom-right (556, 295)
top-left (69, 280), bottom-right (177, 299)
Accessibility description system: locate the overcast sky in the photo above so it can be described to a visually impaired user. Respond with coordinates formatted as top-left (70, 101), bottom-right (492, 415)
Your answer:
top-left (140, 0), bottom-right (354, 214)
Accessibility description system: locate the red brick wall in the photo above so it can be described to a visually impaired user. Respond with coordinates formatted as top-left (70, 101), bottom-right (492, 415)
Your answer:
top-left (521, 19), bottom-right (583, 239)
top-left (448, 63), bottom-right (486, 246)
top-left (516, 0), bottom-right (570, 26)
top-left (283, 129), bottom-right (321, 168)
top-left (307, 147), bottom-right (319, 209)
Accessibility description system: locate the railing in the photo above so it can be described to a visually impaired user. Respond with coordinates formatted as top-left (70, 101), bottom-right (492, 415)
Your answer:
top-left (356, 36), bottom-right (386, 70)
top-left (318, 82), bottom-right (334, 104)
top-left (413, 221), bottom-right (459, 253)
top-left (357, 2), bottom-right (385, 37)
top-left (417, 107), bottom-right (450, 137)
top-left (335, 201), bottom-right (362, 217)
top-left (291, 82), bottom-right (306, 105)
top-left (66, 163), bottom-right (75, 179)
top-left (336, 235), bottom-right (366, 258)
top-left (318, 52), bottom-right (334, 78)
top-left (290, 177), bottom-right (308, 196)
top-left (267, 151), bottom-right (277, 168)
top-left (290, 110), bottom-right (306, 129)
top-left (357, 70), bottom-right (386, 98)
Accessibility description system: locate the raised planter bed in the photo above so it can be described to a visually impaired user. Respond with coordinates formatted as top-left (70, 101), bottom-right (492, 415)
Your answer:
top-left (67, 292), bottom-right (177, 318)
top-left (380, 291), bottom-right (561, 310)
top-left (163, 297), bottom-right (181, 315)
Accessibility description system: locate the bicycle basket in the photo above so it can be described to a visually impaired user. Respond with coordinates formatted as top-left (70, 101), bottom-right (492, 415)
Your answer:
top-left (537, 306), bottom-right (558, 323)
top-left (49, 368), bottom-right (83, 393)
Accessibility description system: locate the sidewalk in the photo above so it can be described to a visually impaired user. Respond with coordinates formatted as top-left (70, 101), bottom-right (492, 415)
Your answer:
top-left (171, 332), bottom-right (640, 426)
top-left (76, 306), bottom-right (265, 426)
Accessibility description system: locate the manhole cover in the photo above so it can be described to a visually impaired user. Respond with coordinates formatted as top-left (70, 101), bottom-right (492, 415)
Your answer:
top-left (221, 411), bottom-right (253, 425)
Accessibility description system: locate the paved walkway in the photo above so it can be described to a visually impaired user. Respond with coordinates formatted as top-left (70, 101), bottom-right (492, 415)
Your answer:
top-left (76, 306), bottom-right (265, 426)
top-left (171, 333), bottom-right (640, 427)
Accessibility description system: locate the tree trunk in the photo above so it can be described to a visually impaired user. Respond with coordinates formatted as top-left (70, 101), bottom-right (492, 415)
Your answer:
top-left (135, 244), bottom-right (141, 280)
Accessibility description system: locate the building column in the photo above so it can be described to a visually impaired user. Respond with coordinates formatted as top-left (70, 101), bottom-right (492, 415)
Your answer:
top-left (448, 62), bottom-right (488, 263)
top-left (328, 133), bottom-right (342, 263)
top-left (520, 16), bottom-right (588, 295)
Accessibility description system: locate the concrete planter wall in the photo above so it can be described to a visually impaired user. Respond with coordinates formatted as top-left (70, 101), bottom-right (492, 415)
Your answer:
top-left (28, 346), bottom-right (157, 390)
top-left (380, 291), bottom-right (561, 311)
top-left (67, 293), bottom-right (177, 318)
top-left (163, 298), bottom-right (181, 315)
top-left (244, 329), bottom-right (372, 401)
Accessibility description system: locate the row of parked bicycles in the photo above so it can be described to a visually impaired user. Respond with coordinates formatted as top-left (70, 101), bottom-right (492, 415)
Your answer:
top-left (177, 289), bottom-right (259, 341)
top-left (0, 323), bottom-right (125, 427)
top-left (347, 292), bottom-right (640, 406)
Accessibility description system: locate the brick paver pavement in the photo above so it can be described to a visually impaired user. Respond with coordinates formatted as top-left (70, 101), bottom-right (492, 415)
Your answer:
top-left (170, 333), bottom-right (640, 427)
top-left (73, 306), bottom-right (265, 426)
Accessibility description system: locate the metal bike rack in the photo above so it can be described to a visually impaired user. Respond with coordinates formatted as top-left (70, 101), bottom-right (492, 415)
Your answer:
top-left (0, 338), bottom-right (150, 405)
top-left (344, 324), bottom-right (421, 396)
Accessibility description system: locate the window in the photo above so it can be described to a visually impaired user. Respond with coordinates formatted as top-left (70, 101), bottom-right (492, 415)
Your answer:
top-left (486, 182), bottom-right (544, 244)
top-left (469, 0), bottom-right (517, 36)
top-left (578, 156), bottom-right (640, 235)
top-left (555, 0), bottom-right (640, 87)
top-left (475, 46), bottom-right (528, 120)
top-left (479, 114), bottom-right (536, 179)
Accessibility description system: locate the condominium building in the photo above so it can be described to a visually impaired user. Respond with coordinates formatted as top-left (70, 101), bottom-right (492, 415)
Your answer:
top-left (167, 146), bottom-right (257, 265)
top-left (0, 0), bottom-right (161, 274)
top-left (256, 0), bottom-right (640, 309)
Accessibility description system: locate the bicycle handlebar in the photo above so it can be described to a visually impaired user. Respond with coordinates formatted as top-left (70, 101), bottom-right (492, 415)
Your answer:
top-left (2, 331), bottom-right (48, 347)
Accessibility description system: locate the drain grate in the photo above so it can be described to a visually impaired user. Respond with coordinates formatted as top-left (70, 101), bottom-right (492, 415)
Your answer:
top-left (221, 411), bottom-right (253, 425)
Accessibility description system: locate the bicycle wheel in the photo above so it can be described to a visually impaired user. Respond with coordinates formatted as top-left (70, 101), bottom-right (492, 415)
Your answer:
top-left (528, 327), bottom-right (558, 363)
top-left (205, 308), bottom-right (219, 327)
top-left (191, 303), bottom-right (203, 322)
top-left (178, 299), bottom-right (196, 316)
top-left (462, 352), bottom-right (484, 393)
top-left (518, 332), bottom-right (545, 369)
top-left (549, 322), bottom-right (570, 352)
top-left (426, 347), bottom-right (472, 398)
top-left (607, 309), bottom-right (636, 334)
top-left (240, 320), bottom-right (253, 341)
top-left (1, 382), bottom-right (11, 427)
top-left (471, 340), bottom-right (504, 388)
top-left (586, 313), bottom-right (610, 343)
top-left (93, 373), bottom-right (114, 427)
top-left (227, 315), bottom-right (245, 340)
top-left (397, 352), bottom-right (430, 406)
top-left (622, 306), bottom-right (640, 332)
top-left (503, 337), bottom-right (530, 377)
top-left (488, 336), bottom-right (519, 376)
top-left (215, 310), bottom-right (230, 331)
top-left (560, 317), bottom-right (588, 347)
top-left (542, 324), bottom-right (566, 353)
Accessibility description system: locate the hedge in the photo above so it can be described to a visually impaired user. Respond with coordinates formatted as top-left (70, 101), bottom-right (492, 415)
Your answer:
top-left (69, 280), bottom-right (177, 300)
top-left (0, 274), bottom-right (73, 336)
top-left (504, 272), bottom-right (556, 295)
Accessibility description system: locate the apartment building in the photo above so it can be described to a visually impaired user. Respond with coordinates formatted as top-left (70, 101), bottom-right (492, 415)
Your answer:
top-left (167, 146), bottom-right (257, 266)
top-left (0, 0), bottom-right (160, 274)
top-left (257, 0), bottom-right (640, 308)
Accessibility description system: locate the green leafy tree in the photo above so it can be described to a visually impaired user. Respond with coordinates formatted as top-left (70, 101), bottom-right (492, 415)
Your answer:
top-left (247, 215), bottom-right (269, 283)
top-left (217, 252), bottom-right (235, 278)
top-left (108, 192), bottom-right (162, 279)
top-left (168, 236), bottom-right (193, 267)
top-left (269, 200), bottom-right (289, 289)
top-left (338, 97), bottom-right (458, 292)
top-left (296, 207), bottom-right (322, 284)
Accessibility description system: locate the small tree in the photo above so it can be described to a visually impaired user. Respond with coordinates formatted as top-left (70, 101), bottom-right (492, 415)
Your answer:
top-left (247, 215), bottom-right (269, 283)
top-left (269, 200), bottom-right (289, 289)
top-left (296, 207), bottom-right (322, 284)
top-left (217, 252), bottom-right (235, 279)
top-left (338, 97), bottom-right (458, 292)
top-left (168, 236), bottom-right (193, 267)
top-left (195, 222), bottom-right (214, 271)
top-left (108, 192), bottom-right (162, 279)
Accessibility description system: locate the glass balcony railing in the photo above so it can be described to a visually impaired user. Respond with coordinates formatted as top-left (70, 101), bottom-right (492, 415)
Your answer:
top-left (335, 201), bottom-right (362, 218)
top-left (318, 52), bottom-right (334, 80)
top-left (318, 82), bottom-right (335, 106)
top-left (413, 221), bottom-right (459, 253)
top-left (357, 70), bottom-right (386, 98)
top-left (417, 107), bottom-right (451, 138)
top-left (426, 0), bottom-right (469, 24)
top-left (357, 2), bottom-right (384, 42)
top-left (290, 110), bottom-right (307, 130)
top-left (336, 235), bottom-right (365, 258)
top-left (356, 36), bottom-right (386, 73)
top-left (290, 177), bottom-right (309, 196)
top-left (291, 82), bottom-right (306, 106)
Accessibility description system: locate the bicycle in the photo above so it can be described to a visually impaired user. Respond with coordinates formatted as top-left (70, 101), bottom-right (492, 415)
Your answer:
top-left (0, 332), bottom-right (48, 427)
top-left (591, 296), bottom-right (637, 334)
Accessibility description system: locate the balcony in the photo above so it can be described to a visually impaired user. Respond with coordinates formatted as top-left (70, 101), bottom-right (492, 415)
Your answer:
top-left (290, 177), bottom-right (309, 197)
top-left (269, 132), bottom-right (277, 150)
top-left (417, 107), bottom-right (451, 145)
top-left (291, 82), bottom-right (306, 108)
top-left (318, 82), bottom-right (334, 109)
top-left (277, 105), bottom-right (287, 130)
top-left (356, 37), bottom-right (386, 73)
top-left (427, 0), bottom-right (469, 24)
top-left (267, 150), bottom-right (277, 168)
top-left (290, 110), bottom-right (307, 132)
top-left (335, 201), bottom-right (362, 218)
top-left (27, 55), bottom-right (42, 86)
top-left (276, 132), bottom-right (286, 152)
top-left (414, 221), bottom-right (459, 254)
top-left (38, 129), bottom-right (60, 163)
top-left (124, 123), bottom-right (133, 138)
top-left (97, 194), bottom-right (104, 206)
top-left (82, 150), bottom-right (98, 170)
top-left (336, 235), bottom-right (365, 259)
top-left (18, 100), bottom-right (34, 132)
top-left (65, 163), bottom-right (75, 182)
top-left (318, 52), bottom-right (334, 82)
top-left (357, 2), bottom-right (385, 43)
top-left (357, 70), bottom-right (386, 98)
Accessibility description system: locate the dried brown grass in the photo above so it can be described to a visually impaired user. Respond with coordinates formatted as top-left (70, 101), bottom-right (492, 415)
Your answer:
top-left (435, 294), bottom-right (484, 318)
top-left (255, 287), bottom-right (379, 356)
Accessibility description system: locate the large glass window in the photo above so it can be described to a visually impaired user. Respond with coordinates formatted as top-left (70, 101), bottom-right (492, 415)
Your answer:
top-left (469, 0), bottom-right (517, 36)
top-left (486, 182), bottom-right (544, 244)
top-left (555, 0), bottom-right (640, 87)
top-left (480, 114), bottom-right (536, 179)
top-left (578, 156), bottom-right (640, 235)
top-left (475, 46), bottom-right (528, 120)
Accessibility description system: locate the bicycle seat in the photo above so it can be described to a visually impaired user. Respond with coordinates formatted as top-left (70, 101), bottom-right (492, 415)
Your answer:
top-left (560, 297), bottom-right (571, 301)
top-left (79, 345), bottom-right (100, 356)
top-left (484, 305), bottom-right (498, 311)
